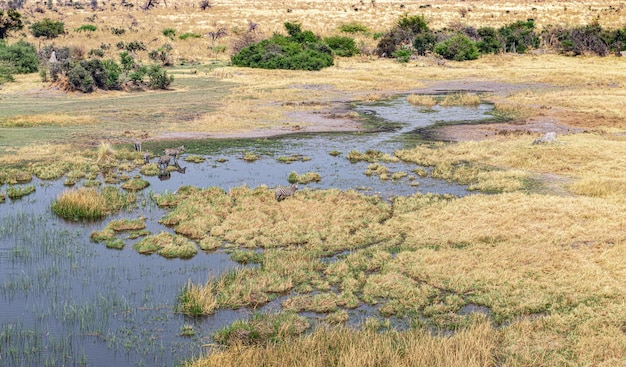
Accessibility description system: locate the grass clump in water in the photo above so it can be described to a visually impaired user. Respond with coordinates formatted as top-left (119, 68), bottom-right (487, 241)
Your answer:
top-left (139, 163), bottom-right (160, 176)
top-left (51, 186), bottom-right (134, 221)
top-left (213, 312), bottom-right (310, 346)
top-left (287, 171), bottom-right (321, 184)
top-left (184, 155), bottom-right (206, 163)
top-left (6, 185), bottom-right (36, 199)
top-left (175, 279), bottom-right (218, 316)
top-left (0, 169), bottom-right (32, 184)
top-left (121, 178), bottom-right (150, 191)
top-left (133, 232), bottom-right (197, 258)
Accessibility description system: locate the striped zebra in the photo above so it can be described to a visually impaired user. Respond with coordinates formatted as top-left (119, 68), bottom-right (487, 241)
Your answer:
top-left (158, 155), bottom-right (172, 169)
top-left (275, 184), bottom-right (298, 201)
top-left (165, 145), bottom-right (185, 162)
top-left (133, 141), bottom-right (142, 152)
top-left (143, 152), bottom-right (151, 164)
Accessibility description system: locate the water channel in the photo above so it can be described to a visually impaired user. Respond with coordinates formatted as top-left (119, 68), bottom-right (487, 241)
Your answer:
top-left (0, 96), bottom-right (494, 366)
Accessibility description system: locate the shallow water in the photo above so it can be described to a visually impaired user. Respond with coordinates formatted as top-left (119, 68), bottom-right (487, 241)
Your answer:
top-left (0, 97), bottom-right (493, 366)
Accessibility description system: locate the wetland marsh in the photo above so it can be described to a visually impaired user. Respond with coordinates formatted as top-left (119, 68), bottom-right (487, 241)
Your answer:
top-left (0, 98), bottom-right (494, 366)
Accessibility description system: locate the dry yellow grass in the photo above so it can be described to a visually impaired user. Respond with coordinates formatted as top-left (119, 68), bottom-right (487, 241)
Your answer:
top-left (187, 320), bottom-right (497, 367)
top-left (0, 114), bottom-right (97, 127)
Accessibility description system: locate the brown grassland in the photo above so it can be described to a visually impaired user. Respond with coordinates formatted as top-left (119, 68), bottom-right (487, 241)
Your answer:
top-left (1, 0), bottom-right (626, 366)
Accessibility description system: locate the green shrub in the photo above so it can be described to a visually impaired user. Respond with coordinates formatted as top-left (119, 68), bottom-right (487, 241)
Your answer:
top-left (476, 27), bottom-right (502, 54)
top-left (75, 24), bottom-right (97, 32)
top-left (339, 22), bottom-right (368, 34)
top-left (88, 48), bottom-right (105, 57)
top-left (162, 28), bottom-right (176, 39)
top-left (397, 14), bottom-right (429, 34)
top-left (67, 63), bottom-right (94, 92)
top-left (0, 60), bottom-right (16, 83)
top-left (412, 31), bottom-right (437, 55)
top-left (498, 19), bottom-right (539, 53)
top-left (434, 34), bottom-right (479, 61)
top-left (30, 18), bottom-right (65, 38)
top-left (147, 64), bottom-right (173, 89)
top-left (80, 59), bottom-right (107, 89)
top-left (0, 40), bottom-right (38, 74)
top-left (323, 36), bottom-right (359, 57)
top-left (179, 32), bottom-right (201, 40)
top-left (232, 22), bottom-right (334, 71)
top-left (392, 47), bottom-right (412, 62)
top-left (102, 59), bottom-right (121, 89)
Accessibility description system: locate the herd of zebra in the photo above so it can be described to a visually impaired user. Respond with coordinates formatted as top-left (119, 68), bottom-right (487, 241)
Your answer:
top-left (133, 141), bottom-right (298, 200)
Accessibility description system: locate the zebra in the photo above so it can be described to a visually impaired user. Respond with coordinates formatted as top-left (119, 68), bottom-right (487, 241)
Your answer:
top-left (133, 141), bottom-right (142, 152)
top-left (143, 152), bottom-right (151, 164)
top-left (275, 184), bottom-right (298, 201)
top-left (158, 155), bottom-right (172, 169)
top-left (164, 145), bottom-right (185, 163)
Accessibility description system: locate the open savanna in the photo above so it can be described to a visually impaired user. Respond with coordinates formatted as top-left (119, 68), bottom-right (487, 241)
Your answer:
top-left (1, 1), bottom-right (625, 366)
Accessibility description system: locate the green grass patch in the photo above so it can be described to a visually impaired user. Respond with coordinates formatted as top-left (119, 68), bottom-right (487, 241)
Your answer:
top-left (121, 178), bottom-right (150, 191)
top-left (213, 312), bottom-right (310, 346)
top-left (133, 232), bottom-right (198, 259)
top-left (6, 185), bottom-right (35, 199)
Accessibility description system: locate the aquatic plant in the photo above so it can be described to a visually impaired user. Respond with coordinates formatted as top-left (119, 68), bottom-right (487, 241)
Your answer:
top-left (121, 178), bottom-right (150, 191)
top-left (133, 232), bottom-right (197, 259)
top-left (6, 185), bottom-right (35, 199)
top-left (175, 279), bottom-right (218, 316)
top-left (51, 186), bottom-right (133, 220)
top-left (213, 312), bottom-right (310, 346)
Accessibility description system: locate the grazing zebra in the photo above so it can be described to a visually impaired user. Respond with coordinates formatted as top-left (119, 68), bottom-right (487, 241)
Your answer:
top-left (164, 145), bottom-right (185, 162)
top-left (275, 184), bottom-right (298, 201)
top-left (133, 141), bottom-right (142, 152)
top-left (158, 155), bottom-right (171, 169)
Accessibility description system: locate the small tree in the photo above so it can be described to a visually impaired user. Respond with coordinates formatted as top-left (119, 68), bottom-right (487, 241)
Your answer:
top-left (30, 18), bottom-right (65, 39)
top-left (0, 9), bottom-right (23, 39)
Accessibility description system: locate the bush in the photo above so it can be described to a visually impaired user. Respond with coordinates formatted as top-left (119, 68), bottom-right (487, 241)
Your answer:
top-left (162, 28), bottom-right (176, 39)
top-left (338, 22), bottom-right (368, 33)
top-left (0, 40), bottom-right (38, 73)
top-left (323, 36), bottom-right (359, 57)
top-left (392, 47), bottom-right (412, 62)
top-left (412, 31), bottom-right (437, 55)
top-left (67, 63), bottom-right (94, 92)
top-left (179, 32), bottom-right (201, 40)
top-left (102, 59), bottom-right (121, 89)
top-left (30, 18), bottom-right (65, 38)
top-left (146, 64), bottom-right (173, 89)
top-left (434, 34), bottom-right (479, 61)
top-left (498, 19), bottom-right (539, 53)
top-left (88, 48), bottom-right (104, 57)
top-left (80, 59), bottom-right (107, 88)
top-left (0, 60), bottom-right (16, 83)
top-left (0, 9), bottom-right (24, 39)
top-left (375, 14), bottom-right (431, 58)
top-left (476, 27), bottom-right (501, 54)
top-left (231, 23), bottom-right (334, 70)
top-left (75, 24), bottom-right (97, 32)
top-left (111, 27), bottom-right (125, 35)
